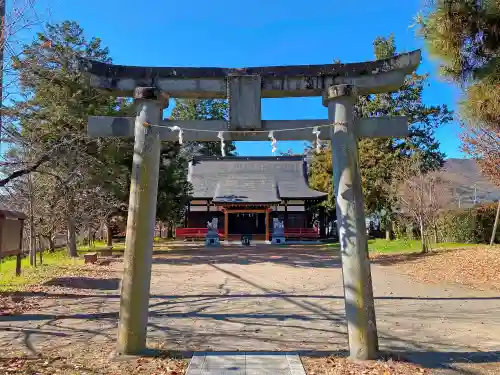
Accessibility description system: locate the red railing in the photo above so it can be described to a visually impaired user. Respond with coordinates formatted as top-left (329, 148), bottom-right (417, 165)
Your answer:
top-left (176, 228), bottom-right (225, 240)
top-left (284, 228), bottom-right (319, 239)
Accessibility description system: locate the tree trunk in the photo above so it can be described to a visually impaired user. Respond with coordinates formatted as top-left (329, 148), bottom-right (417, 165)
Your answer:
top-left (105, 217), bottom-right (113, 247)
top-left (491, 200), bottom-right (500, 246)
top-left (65, 195), bottom-right (78, 257)
top-left (37, 235), bottom-right (43, 265)
top-left (167, 221), bottom-right (174, 239)
top-left (28, 175), bottom-right (36, 266)
top-left (48, 234), bottom-right (55, 252)
top-left (419, 219), bottom-right (428, 254)
top-left (87, 226), bottom-right (93, 247)
top-left (385, 216), bottom-right (393, 240)
top-left (433, 225), bottom-right (438, 244)
top-left (29, 217), bottom-right (36, 266)
top-left (406, 223), bottom-right (413, 240)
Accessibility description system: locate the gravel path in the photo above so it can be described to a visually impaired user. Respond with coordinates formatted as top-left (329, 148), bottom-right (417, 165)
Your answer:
top-left (1, 245), bottom-right (499, 374)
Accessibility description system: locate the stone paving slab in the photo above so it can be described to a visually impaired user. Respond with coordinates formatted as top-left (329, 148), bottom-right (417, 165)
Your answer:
top-left (186, 352), bottom-right (306, 375)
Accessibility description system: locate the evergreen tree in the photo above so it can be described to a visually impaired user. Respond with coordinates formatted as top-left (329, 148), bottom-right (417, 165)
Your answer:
top-left (309, 35), bottom-right (452, 234)
top-left (170, 99), bottom-right (236, 156)
top-left (155, 143), bottom-right (192, 237)
top-left (3, 21), bottom-right (130, 256)
top-left (155, 98), bottom-right (237, 236)
top-left (419, 0), bottom-right (500, 184)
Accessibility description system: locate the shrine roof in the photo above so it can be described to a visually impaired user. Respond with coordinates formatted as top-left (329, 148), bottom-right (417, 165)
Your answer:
top-left (188, 156), bottom-right (327, 202)
top-left (0, 205), bottom-right (27, 220)
top-left (213, 175), bottom-right (281, 204)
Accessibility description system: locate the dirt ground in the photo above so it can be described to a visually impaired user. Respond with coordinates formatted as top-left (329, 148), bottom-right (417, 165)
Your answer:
top-left (374, 246), bottom-right (500, 292)
top-left (1, 245), bottom-right (499, 374)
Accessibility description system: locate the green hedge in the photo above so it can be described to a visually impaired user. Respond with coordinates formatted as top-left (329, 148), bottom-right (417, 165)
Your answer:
top-left (392, 203), bottom-right (499, 244)
top-left (437, 203), bottom-right (499, 244)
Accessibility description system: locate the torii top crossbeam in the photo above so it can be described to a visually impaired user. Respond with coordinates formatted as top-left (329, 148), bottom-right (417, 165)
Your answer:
top-left (80, 50), bottom-right (420, 98)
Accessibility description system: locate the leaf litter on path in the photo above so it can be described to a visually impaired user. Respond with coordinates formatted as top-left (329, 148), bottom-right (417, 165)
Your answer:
top-left (302, 355), bottom-right (430, 375)
top-left (376, 246), bottom-right (500, 291)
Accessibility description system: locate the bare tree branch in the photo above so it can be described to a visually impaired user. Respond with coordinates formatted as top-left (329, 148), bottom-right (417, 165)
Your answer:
top-left (0, 153), bottom-right (49, 186)
top-left (0, 135), bottom-right (83, 187)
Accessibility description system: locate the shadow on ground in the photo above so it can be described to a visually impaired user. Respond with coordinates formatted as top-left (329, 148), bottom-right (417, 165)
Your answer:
top-left (151, 246), bottom-right (343, 268)
top-left (370, 251), bottom-right (448, 267)
top-left (3, 291), bottom-right (500, 301)
top-left (43, 277), bottom-right (120, 290)
top-left (149, 245), bottom-right (463, 268)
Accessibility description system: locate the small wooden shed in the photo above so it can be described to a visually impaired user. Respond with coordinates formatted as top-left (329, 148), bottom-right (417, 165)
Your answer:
top-left (0, 207), bottom-right (27, 275)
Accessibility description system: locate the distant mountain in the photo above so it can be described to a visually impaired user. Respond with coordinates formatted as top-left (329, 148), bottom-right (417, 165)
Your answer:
top-left (437, 158), bottom-right (500, 207)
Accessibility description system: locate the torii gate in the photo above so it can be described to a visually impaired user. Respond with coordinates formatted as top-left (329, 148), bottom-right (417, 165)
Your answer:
top-left (82, 50), bottom-right (421, 360)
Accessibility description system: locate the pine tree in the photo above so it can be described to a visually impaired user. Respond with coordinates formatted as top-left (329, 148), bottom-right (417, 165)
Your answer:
top-left (309, 35), bottom-right (452, 236)
top-left (155, 143), bottom-right (192, 237)
top-left (3, 21), bottom-right (130, 256)
top-left (419, 0), bottom-right (500, 184)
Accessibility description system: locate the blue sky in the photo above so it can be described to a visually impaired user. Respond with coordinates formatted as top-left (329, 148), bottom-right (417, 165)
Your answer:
top-left (27, 0), bottom-right (463, 157)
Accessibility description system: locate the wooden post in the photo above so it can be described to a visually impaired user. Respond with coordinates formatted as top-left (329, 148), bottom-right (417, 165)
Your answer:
top-left (325, 84), bottom-right (378, 360)
top-left (224, 209), bottom-right (229, 243)
top-left (184, 202), bottom-right (190, 228)
top-left (319, 206), bottom-right (326, 238)
top-left (265, 208), bottom-right (270, 243)
top-left (491, 200), bottom-right (500, 246)
top-left (116, 88), bottom-right (167, 356)
top-left (284, 200), bottom-right (288, 230)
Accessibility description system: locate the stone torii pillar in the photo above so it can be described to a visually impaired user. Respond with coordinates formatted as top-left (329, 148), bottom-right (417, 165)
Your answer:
top-left (325, 84), bottom-right (378, 359)
top-left (116, 87), bottom-right (168, 355)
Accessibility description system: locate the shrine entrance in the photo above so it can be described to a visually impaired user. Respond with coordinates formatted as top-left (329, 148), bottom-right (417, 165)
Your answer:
top-left (222, 206), bottom-right (272, 242)
top-left (228, 213), bottom-right (266, 236)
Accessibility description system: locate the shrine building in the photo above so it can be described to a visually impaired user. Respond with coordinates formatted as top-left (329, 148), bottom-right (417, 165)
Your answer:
top-left (176, 155), bottom-right (327, 241)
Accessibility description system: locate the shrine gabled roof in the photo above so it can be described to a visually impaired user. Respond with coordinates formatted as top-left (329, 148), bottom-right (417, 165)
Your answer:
top-left (0, 204), bottom-right (27, 219)
top-left (188, 156), bottom-right (327, 202)
top-left (213, 175), bottom-right (281, 204)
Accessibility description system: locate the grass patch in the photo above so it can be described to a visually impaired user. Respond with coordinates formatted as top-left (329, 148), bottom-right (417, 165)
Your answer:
top-left (368, 239), bottom-right (477, 253)
top-left (0, 250), bottom-right (83, 292)
top-left (154, 237), bottom-right (175, 242)
top-left (77, 240), bottom-right (171, 252)
top-left (77, 240), bottom-right (125, 252)
top-left (326, 239), bottom-right (478, 254)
